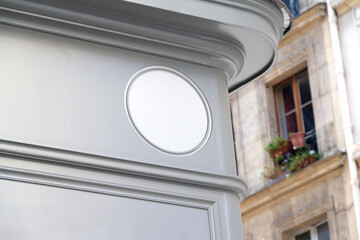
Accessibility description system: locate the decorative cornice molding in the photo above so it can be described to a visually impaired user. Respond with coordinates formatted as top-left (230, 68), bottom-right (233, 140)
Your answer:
top-left (0, 139), bottom-right (248, 201)
top-left (0, 3), bottom-right (242, 80)
top-left (0, 0), bottom-right (290, 91)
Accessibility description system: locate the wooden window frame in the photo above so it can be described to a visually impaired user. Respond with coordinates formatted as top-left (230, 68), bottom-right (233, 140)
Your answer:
top-left (274, 73), bottom-right (305, 137)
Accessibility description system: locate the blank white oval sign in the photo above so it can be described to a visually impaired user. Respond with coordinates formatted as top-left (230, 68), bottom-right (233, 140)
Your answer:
top-left (125, 67), bottom-right (211, 155)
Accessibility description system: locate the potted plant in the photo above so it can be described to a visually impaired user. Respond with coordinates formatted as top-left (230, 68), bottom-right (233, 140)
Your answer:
top-left (261, 144), bottom-right (321, 180)
top-left (265, 136), bottom-right (292, 158)
top-left (289, 132), bottom-right (306, 148)
top-left (287, 147), bottom-right (321, 172)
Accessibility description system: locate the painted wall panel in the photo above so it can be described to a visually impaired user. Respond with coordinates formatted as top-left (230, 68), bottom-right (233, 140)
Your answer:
top-left (0, 180), bottom-right (211, 240)
top-left (0, 23), bottom-right (236, 174)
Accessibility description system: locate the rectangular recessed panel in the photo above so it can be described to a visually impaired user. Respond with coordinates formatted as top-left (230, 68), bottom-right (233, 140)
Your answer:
top-left (0, 180), bottom-right (211, 240)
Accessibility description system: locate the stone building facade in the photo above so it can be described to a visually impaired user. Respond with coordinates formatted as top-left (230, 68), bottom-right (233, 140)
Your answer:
top-left (230, 0), bottom-right (360, 239)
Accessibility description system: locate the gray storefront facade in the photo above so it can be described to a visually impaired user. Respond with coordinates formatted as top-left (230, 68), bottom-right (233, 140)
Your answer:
top-left (0, 1), bottom-right (290, 239)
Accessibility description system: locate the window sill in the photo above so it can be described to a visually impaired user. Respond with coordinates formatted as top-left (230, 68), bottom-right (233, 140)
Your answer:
top-left (241, 152), bottom-right (344, 216)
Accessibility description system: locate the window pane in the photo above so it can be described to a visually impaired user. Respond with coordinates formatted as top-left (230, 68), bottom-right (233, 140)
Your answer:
top-left (295, 231), bottom-right (311, 240)
top-left (302, 104), bottom-right (315, 133)
top-left (297, 70), bottom-right (312, 105)
top-left (286, 112), bottom-right (298, 134)
top-left (302, 103), bottom-right (317, 150)
top-left (281, 81), bottom-right (295, 113)
top-left (317, 222), bottom-right (330, 240)
top-left (280, 113), bottom-right (298, 139)
top-left (305, 130), bottom-right (318, 152)
top-left (280, 117), bottom-right (288, 139)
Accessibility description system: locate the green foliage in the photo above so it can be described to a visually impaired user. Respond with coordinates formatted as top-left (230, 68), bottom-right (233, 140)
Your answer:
top-left (286, 146), bottom-right (321, 172)
top-left (264, 136), bottom-right (288, 154)
top-left (274, 155), bottom-right (284, 165)
top-left (261, 142), bottom-right (322, 180)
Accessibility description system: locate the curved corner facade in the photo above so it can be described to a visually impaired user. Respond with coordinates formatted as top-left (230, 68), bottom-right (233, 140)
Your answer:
top-left (0, 0), bottom-right (290, 239)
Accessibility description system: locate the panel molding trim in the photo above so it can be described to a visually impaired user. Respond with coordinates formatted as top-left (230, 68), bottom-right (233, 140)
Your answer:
top-left (0, 139), bottom-right (247, 201)
top-left (0, 165), bottom-right (221, 240)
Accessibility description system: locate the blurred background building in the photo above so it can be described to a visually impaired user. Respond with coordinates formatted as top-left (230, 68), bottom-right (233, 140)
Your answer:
top-left (230, 0), bottom-right (360, 239)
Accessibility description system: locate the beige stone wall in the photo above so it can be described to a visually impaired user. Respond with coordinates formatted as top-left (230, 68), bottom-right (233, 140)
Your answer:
top-left (230, 4), bottom-right (345, 194)
top-left (230, 80), bottom-right (271, 195)
top-left (230, 2), bottom-right (359, 239)
top-left (267, 4), bottom-right (345, 156)
top-left (240, 155), bottom-right (351, 239)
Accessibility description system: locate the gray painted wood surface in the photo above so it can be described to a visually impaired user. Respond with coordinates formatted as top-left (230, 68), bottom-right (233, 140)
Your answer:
top-left (0, 0), bottom-right (290, 239)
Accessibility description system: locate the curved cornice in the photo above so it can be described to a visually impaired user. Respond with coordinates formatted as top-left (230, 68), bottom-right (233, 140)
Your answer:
top-left (0, 0), bottom-right (291, 91)
top-left (0, 139), bottom-right (248, 200)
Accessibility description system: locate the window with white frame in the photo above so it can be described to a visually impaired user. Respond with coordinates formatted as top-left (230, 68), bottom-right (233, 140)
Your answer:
top-left (293, 221), bottom-right (330, 240)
